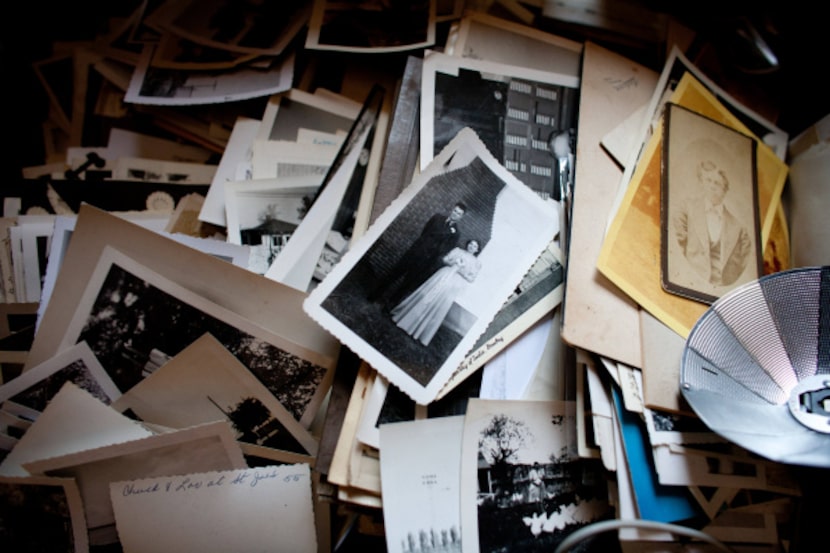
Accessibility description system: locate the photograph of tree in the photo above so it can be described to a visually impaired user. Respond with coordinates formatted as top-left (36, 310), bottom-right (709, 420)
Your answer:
top-left (460, 399), bottom-right (612, 553)
top-left (70, 256), bottom-right (327, 423)
top-left (108, 332), bottom-right (318, 457)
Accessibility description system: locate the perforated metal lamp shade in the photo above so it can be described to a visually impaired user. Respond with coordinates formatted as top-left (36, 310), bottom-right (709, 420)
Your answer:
top-left (680, 266), bottom-right (830, 468)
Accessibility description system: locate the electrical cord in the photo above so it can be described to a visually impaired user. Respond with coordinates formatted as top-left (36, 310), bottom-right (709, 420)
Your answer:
top-left (553, 518), bottom-right (735, 553)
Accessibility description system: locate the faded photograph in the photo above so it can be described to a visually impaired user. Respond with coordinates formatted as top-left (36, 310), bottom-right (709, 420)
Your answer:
top-left (662, 103), bottom-right (761, 303)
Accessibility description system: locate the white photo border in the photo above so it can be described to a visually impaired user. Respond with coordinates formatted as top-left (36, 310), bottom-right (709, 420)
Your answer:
top-left (303, 127), bottom-right (558, 404)
top-left (57, 245), bottom-right (334, 429)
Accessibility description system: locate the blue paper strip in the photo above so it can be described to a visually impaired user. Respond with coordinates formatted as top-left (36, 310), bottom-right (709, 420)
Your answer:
top-left (612, 385), bottom-right (700, 523)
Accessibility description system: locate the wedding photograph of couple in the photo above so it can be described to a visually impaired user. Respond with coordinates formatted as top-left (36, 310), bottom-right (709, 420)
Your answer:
top-left (318, 191), bottom-right (490, 387)
top-left (305, 129), bottom-right (558, 404)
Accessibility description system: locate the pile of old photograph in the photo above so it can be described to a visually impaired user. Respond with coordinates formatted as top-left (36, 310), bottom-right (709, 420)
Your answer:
top-left (0, 1), bottom-right (818, 552)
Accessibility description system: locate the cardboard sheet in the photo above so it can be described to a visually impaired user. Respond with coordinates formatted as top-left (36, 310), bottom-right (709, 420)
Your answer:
top-left (560, 41), bottom-right (658, 368)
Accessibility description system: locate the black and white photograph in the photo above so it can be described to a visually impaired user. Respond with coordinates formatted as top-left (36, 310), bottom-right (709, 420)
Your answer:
top-left (8, 3), bottom-right (827, 550)
top-left (35, 212), bottom-right (252, 334)
top-left (421, 51), bottom-right (580, 201)
top-left (124, 44), bottom-right (294, 106)
top-left (303, 127), bottom-right (558, 405)
top-left (305, 0), bottom-right (437, 53)
top-left (459, 399), bottom-right (612, 553)
top-left (57, 245), bottom-right (332, 428)
top-left (255, 88), bottom-right (360, 144)
top-left (148, 0), bottom-right (311, 57)
top-left (379, 415), bottom-right (465, 553)
top-left (0, 341), bottom-right (120, 424)
top-left (661, 103), bottom-right (761, 304)
top-left (224, 175), bottom-right (321, 274)
top-left (482, 248), bottom-right (563, 356)
top-left (110, 333), bottom-right (319, 457)
top-left (0, 475), bottom-right (88, 553)
top-left (266, 85), bottom-right (386, 292)
top-left (27, 206), bottom-right (341, 430)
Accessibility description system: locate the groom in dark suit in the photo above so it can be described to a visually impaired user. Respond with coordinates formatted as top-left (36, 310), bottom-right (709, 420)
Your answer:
top-left (370, 201), bottom-right (467, 307)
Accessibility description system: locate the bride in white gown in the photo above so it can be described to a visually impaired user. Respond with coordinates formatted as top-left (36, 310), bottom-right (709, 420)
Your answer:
top-left (391, 239), bottom-right (481, 346)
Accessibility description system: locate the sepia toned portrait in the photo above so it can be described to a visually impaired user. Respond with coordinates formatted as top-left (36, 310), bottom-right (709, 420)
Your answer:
top-left (661, 103), bottom-right (761, 304)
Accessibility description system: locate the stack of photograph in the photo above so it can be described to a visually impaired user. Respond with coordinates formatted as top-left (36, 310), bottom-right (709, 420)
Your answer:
top-left (1, 1), bottom-right (825, 552)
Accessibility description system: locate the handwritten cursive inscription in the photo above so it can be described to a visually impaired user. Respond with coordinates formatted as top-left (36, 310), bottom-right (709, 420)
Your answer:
top-left (451, 335), bottom-right (507, 378)
top-left (120, 466), bottom-right (308, 497)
